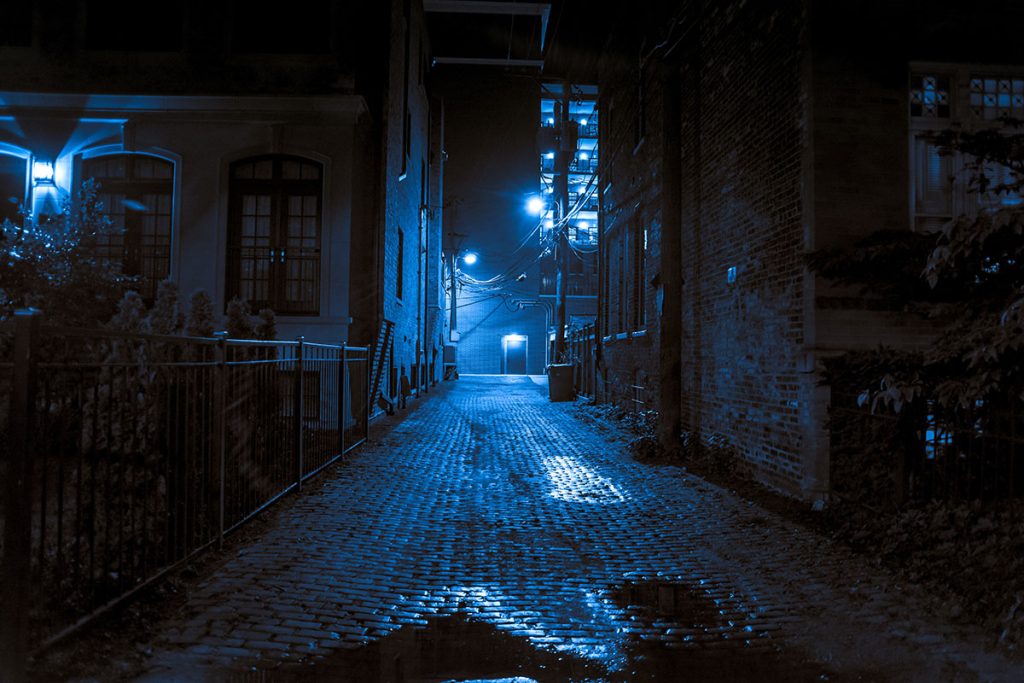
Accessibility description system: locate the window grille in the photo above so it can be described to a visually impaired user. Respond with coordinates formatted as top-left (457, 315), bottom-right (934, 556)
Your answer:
top-left (83, 154), bottom-right (174, 300)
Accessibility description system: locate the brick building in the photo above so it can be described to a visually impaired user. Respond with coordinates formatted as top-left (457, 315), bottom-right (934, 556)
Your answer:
top-left (0, 1), bottom-right (445, 403)
top-left (590, 0), bottom-right (1024, 498)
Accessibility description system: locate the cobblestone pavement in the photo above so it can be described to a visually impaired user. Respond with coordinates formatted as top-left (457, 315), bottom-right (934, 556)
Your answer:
top-left (126, 376), bottom-right (1021, 682)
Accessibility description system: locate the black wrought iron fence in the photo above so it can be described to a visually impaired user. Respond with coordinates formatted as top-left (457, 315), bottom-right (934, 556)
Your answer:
top-left (0, 310), bottom-right (368, 672)
top-left (830, 391), bottom-right (1024, 505)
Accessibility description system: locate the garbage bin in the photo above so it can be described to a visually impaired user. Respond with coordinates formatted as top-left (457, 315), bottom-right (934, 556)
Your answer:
top-left (548, 363), bottom-right (574, 402)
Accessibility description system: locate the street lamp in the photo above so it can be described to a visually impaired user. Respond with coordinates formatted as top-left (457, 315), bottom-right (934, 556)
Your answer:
top-left (449, 248), bottom-right (477, 339)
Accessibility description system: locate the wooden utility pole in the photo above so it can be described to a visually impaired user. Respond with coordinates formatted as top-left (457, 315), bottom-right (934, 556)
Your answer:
top-left (553, 84), bottom-right (571, 362)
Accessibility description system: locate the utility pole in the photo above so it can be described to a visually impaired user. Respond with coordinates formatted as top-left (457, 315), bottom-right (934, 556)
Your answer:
top-left (447, 231), bottom-right (466, 338)
top-left (553, 83), bottom-right (571, 363)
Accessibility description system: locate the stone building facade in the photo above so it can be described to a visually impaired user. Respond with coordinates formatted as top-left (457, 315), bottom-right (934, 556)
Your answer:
top-left (0, 1), bottom-right (444, 401)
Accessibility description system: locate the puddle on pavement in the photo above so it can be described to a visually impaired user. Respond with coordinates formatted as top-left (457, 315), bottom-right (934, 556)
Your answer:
top-left (217, 581), bottom-right (877, 682)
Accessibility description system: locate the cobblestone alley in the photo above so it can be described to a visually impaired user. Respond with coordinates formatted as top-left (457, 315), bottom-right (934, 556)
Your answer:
top-left (85, 376), bottom-right (1021, 682)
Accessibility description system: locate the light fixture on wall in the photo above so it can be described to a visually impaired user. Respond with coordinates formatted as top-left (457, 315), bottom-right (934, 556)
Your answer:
top-left (32, 160), bottom-right (54, 185)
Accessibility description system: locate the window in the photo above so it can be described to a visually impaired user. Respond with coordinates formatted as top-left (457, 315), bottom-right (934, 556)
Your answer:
top-left (0, 154), bottom-right (28, 225)
top-left (911, 136), bottom-right (953, 232)
top-left (631, 222), bottom-right (646, 330)
top-left (396, 228), bottom-right (404, 301)
top-left (969, 76), bottom-right (1024, 121)
top-left (227, 155), bottom-right (322, 315)
top-left (82, 154), bottom-right (173, 299)
top-left (910, 74), bottom-right (951, 119)
top-left (910, 67), bottom-right (1024, 232)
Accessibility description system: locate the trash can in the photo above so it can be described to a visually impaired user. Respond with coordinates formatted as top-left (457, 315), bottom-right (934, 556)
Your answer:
top-left (548, 363), bottom-right (574, 402)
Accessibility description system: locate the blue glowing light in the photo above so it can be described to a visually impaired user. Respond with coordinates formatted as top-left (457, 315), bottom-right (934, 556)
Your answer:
top-left (545, 151), bottom-right (555, 160)
top-left (462, 252), bottom-right (477, 265)
top-left (527, 197), bottom-right (545, 215)
top-left (32, 160), bottom-right (54, 183)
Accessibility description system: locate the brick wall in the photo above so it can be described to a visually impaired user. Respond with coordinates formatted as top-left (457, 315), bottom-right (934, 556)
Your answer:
top-left (598, 15), bottom-right (666, 411)
top-left (381, 0), bottom-right (435, 395)
top-left (676, 0), bottom-right (810, 493)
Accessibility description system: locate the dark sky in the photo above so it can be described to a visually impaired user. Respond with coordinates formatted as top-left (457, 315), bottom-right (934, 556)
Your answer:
top-left (432, 67), bottom-right (544, 282)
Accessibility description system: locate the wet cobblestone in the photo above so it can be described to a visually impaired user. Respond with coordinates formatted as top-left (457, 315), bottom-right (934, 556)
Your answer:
top-left (132, 376), bottom-right (1021, 681)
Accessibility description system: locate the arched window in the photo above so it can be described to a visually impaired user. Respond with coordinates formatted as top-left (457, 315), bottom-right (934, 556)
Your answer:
top-left (0, 153), bottom-right (28, 225)
top-left (227, 155), bottom-right (322, 315)
top-left (81, 154), bottom-right (174, 300)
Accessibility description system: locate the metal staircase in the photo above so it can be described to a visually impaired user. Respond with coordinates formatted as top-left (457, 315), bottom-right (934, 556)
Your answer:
top-left (369, 319), bottom-right (395, 414)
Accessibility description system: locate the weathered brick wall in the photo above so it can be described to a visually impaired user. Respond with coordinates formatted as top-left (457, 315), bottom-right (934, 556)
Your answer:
top-left (676, 0), bottom-right (810, 493)
top-left (382, 0), bottom-right (434, 393)
top-left (597, 16), bottom-right (666, 411)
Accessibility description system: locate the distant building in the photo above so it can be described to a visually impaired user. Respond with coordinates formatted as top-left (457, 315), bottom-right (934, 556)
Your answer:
top-left (590, 0), bottom-right (1024, 498)
top-left (538, 82), bottom-right (599, 363)
top-left (0, 1), bottom-right (445, 407)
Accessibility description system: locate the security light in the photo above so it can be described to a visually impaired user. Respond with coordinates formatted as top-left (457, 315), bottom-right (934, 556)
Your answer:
top-left (527, 197), bottom-right (545, 215)
top-left (33, 160), bottom-right (54, 184)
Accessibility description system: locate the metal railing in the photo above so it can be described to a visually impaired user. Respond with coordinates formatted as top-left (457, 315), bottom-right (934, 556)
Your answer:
top-left (0, 310), bottom-right (369, 674)
top-left (830, 391), bottom-right (1024, 505)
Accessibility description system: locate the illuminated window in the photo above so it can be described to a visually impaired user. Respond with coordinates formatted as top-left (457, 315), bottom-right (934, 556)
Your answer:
top-left (969, 76), bottom-right (1024, 120)
top-left (82, 154), bottom-right (174, 299)
top-left (227, 155), bottom-right (322, 315)
top-left (910, 74), bottom-right (950, 119)
top-left (0, 154), bottom-right (28, 225)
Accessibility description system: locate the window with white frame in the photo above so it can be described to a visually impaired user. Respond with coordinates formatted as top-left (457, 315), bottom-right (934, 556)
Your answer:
top-left (82, 153), bottom-right (174, 300)
top-left (910, 67), bottom-right (1024, 232)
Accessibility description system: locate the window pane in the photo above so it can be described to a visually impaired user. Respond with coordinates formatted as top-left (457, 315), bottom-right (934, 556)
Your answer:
top-left (229, 156), bottom-right (322, 314)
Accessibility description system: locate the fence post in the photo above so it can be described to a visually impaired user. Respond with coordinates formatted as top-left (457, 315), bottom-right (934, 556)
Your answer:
top-left (213, 333), bottom-right (227, 549)
top-left (2, 308), bottom-right (42, 681)
top-left (294, 337), bottom-right (305, 489)
top-left (365, 347), bottom-right (371, 438)
top-left (339, 345), bottom-right (347, 456)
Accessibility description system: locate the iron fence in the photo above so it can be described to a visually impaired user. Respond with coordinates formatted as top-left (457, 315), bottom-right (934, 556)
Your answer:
top-left (0, 310), bottom-right (368, 672)
top-left (566, 324), bottom-right (597, 399)
top-left (830, 391), bottom-right (1024, 505)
